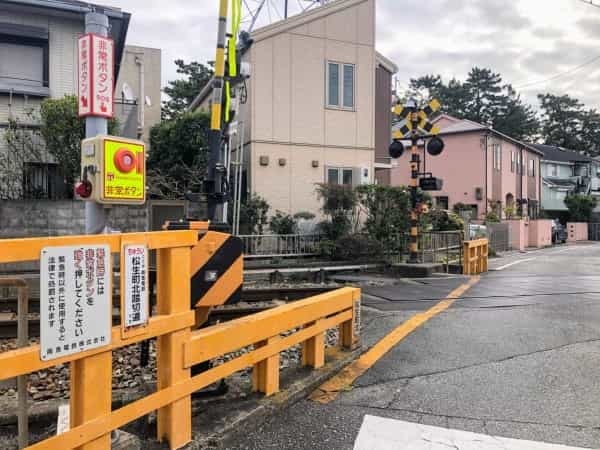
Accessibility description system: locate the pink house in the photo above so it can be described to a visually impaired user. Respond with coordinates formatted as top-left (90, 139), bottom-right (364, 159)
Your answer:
top-left (389, 115), bottom-right (543, 220)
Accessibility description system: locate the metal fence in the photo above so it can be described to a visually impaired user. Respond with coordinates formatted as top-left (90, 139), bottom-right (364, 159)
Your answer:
top-left (239, 234), bottom-right (323, 259)
top-left (589, 223), bottom-right (600, 241)
top-left (486, 222), bottom-right (510, 253)
top-left (240, 231), bottom-right (464, 265)
top-left (385, 231), bottom-right (464, 265)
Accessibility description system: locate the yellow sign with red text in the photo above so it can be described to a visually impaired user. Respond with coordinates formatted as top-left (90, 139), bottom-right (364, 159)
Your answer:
top-left (103, 138), bottom-right (145, 202)
top-left (79, 135), bottom-right (146, 205)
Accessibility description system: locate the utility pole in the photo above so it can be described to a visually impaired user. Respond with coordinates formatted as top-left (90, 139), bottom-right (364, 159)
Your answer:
top-left (84, 12), bottom-right (109, 234)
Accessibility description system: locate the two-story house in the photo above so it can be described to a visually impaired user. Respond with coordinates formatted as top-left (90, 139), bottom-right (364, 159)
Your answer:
top-left (532, 144), bottom-right (600, 214)
top-left (390, 115), bottom-right (543, 219)
top-left (0, 1), bottom-right (160, 200)
top-left (193, 0), bottom-right (396, 217)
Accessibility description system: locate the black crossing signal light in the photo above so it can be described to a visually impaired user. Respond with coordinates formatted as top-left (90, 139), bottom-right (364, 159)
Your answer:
top-left (389, 139), bottom-right (404, 159)
top-left (427, 136), bottom-right (445, 156)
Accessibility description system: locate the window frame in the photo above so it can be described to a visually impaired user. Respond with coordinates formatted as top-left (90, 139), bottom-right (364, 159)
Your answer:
top-left (326, 166), bottom-right (354, 186)
top-left (510, 151), bottom-right (515, 173)
top-left (0, 27), bottom-right (49, 96)
top-left (492, 143), bottom-right (502, 171)
top-left (325, 60), bottom-right (356, 111)
top-left (528, 158), bottom-right (536, 177)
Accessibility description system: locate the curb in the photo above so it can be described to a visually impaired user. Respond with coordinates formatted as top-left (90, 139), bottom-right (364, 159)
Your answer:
top-left (186, 348), bottom-right (361, 449)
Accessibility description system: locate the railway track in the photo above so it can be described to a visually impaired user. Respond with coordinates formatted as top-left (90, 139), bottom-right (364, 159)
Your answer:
top-left (0, 286), bottom-right (338, 339)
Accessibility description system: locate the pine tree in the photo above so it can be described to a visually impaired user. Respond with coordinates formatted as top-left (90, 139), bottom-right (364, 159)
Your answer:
top-left (162, 60), bottom-right (213, 120)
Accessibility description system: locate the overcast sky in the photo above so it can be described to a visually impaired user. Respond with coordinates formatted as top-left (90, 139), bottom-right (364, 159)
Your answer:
top-left (101, 0), bottom-right (600, 109)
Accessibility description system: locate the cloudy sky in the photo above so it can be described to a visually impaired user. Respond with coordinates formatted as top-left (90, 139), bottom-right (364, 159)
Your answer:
top-left (100, 0), bottom-right (600, 109)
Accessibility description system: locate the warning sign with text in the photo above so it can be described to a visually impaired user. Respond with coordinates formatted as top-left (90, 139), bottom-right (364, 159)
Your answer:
top-left (40, 245), bottom-right (111, 361)
top-left (123, 245), bottom-right (148, 329)
top-left (77, 33), bottom-right (114, 118)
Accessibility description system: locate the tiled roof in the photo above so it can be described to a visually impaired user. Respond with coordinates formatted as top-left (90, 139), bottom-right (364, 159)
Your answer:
top-left (530, 144), bottom-right (592, 163)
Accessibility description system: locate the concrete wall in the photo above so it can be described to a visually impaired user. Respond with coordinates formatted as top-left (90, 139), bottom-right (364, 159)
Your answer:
top-left (567, 222), bottom-right (588, 242)
top-left (0, 200), bottom-right (147, 238)
top-left (528, 219), bottom-right (552, 248)
top-left (507, 219), bottom-right (526, 251)
top-left (247, 0), bottom-right (376, 216)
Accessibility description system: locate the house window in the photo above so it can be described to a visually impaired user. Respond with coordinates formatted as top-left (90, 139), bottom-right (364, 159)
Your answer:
top-left (528, 158), bottom-right (536, 177)
top-left (326, 61), bottom-right (355, 110)
top-left (492, 143), bottom-right (501, 171)
top-left (548, 164), bottom-right (557, 177)
top-left (435, 196), bottom-right (449, 210)
top-left (0, 24), bottom-right (50, 95)
top-left (511, 151), bottom-right (515, 172)
top-left (520, 153), bottom-right (525, 174)
top-left (22, 162), bottom-right (63, 199)
top-left (326, 167), bottom-right (354, 186)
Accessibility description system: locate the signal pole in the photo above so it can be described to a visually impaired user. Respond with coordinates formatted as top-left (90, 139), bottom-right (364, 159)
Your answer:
top-left (389, 98), bottom-right (444, 265)
top-left (409, 107), bottom-right (420, 264)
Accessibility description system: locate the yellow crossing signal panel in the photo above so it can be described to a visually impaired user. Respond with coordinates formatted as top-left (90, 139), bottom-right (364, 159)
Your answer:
top-left (79, 135), bottom-right (146, 205)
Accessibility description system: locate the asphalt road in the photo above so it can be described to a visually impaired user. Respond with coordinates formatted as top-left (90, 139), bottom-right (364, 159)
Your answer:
top-left (223, 243), bottom-right (600, 449)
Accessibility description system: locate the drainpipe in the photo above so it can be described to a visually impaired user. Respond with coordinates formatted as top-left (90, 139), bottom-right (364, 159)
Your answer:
top-left (135, 55), bottom-right (145, 140)
top-left (483, 133), bottom-right (489, 217)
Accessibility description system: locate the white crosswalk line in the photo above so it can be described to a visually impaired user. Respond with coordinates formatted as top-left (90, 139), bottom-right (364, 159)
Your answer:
top-left (354, 415), bottom-right (592, 450)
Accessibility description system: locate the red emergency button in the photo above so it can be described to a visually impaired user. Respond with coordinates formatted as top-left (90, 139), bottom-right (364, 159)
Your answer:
top-left (113, 148), bottom-right (137, 173)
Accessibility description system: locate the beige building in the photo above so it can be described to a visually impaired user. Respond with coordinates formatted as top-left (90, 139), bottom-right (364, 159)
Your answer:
top-left (115, 45), bottom-right (162, 142)
top-left (195, 0), bottom-right (396, 218)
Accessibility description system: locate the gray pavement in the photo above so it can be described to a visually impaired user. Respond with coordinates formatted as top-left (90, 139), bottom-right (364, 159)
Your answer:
top-left (222, 243), bottom-right (600, 449)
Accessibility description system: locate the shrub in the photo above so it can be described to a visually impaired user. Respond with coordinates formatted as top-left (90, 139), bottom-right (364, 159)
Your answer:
top-left (269, 211), bottom-right (297, 235)
top-left (315, 183), bottom-right (358, 240)
top-left (484, 211), bottom-right (501, 224)
top-left (239, 194), bottom-right (270, 234)
top-left (564, 194), bottom-right (597, 222)
top-left (319, 234), bottom-right (383, 261)
top-left (428, 208), bottom-right (464, 231)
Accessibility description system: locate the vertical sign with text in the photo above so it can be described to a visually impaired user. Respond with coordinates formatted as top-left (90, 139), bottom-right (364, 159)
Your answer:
top-left (40, 245), bottom-right (111, 361)
top-left (123, 245), bottom-right (148, 329)
top-left (77, 33), bottom-right (114, 118)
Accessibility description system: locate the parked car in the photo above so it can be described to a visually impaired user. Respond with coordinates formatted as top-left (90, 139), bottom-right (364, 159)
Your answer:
top-left (469, 224), bottom-right (487, 239)
top-left (552, 220), bottom-right (567, 244)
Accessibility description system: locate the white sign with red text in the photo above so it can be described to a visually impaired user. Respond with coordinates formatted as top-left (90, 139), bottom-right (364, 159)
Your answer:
top-left (77, 33), bottom-right (114, 118)
top-left (40, 245), bottom-right (112, 361)
top-left (122, 245), bottom-right (148, 329)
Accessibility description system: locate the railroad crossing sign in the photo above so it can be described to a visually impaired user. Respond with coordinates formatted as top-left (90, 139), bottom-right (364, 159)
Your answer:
top-left (392, 99), bottom-right (442, 139)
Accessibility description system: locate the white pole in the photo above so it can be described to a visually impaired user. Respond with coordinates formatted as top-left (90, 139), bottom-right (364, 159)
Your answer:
top-left (84, 12), bottom-right (109, 235)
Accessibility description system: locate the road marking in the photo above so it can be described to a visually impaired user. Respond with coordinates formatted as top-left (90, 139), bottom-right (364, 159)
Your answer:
top-left (310, 276), bottom-right (480, 404)
top-left (491, 257), bottom-right (536, 271)
top-left (354, 415), bottom-right (588, 449)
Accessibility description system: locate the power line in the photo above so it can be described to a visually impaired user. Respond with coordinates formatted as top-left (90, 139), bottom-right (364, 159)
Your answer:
top-left (514, 54), bottom-right (600, 89)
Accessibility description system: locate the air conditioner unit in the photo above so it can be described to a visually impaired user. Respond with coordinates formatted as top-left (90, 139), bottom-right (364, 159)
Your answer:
top-left (475, 187), bottom-right (483, 200)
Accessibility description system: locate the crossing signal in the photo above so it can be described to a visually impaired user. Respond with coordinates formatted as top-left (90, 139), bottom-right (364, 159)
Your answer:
top-left (389, 140), bottom-right (405, 159)
top-left (427, 136), bottom-right (445, 156)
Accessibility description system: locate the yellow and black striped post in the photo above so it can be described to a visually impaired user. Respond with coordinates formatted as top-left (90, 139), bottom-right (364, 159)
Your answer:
top-left (206, 0), bottom-right (230, 222)
top-left (409, 111), bottom-right (420, 264)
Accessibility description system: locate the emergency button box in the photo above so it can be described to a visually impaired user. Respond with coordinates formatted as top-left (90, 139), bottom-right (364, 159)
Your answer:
top-left (80, 135), bottom-right (146, 205)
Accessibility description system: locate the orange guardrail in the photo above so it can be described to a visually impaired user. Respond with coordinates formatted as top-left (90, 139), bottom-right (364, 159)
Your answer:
top-left (463, 238), bottom-right (489, 275)
top-left (0, 231), bottom-right (360, 450)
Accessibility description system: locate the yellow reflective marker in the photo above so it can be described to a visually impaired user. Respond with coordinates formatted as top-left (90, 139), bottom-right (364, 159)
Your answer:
top-left (310, 276), bottom-right (481, 404)
top-left (429, 98), bottom-right (441, 112)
